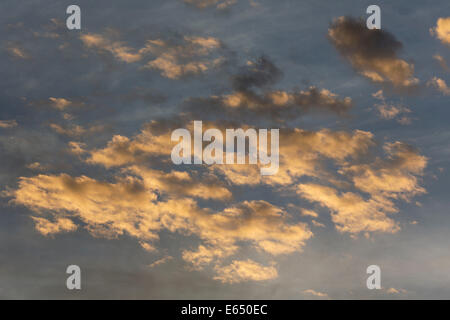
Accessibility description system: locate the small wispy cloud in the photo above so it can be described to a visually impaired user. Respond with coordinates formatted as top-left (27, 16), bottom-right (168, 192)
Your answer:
top-left (434, 54), bottom-right (449, 72)
top-left (303, 289), bottom-right (329, 298)
top-left (0, 120), bottom-right (18, 128)
top-left (183, 0), bottom-right (238, 10)
top-left (6, 44), bottom-right (30, 59)
top-left (428, 77), bottom-right (450, 95)
top-left (148, 256), bottom-right (174, 268)
top-left (372, 90), bottom-right (412, 124)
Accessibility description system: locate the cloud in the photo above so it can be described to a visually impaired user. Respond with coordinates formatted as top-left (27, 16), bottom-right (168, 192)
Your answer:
top-left (186, 57), bottom-right (353, 121)
top-left (377, 104), bottom-right (410, 120)
top-left (182, 245), bottom-right (238, 269)
top-left (342, 142), bottom-right (427, 199)
top-left (86, 121), bottom-right (175, 167)
top-left (213, 127), bottom-right (374, 187)
top-left (430, 17), bottom-right (450, 45)
top-left (39, 117), bottom-right (425, 239)
top-left (297, 183), bottom-right (400, 235)
top-left (49, 123), bottom-right (104, 137)
top-left (303, 289), bottom-right (329, 298)
top-left (80, 33), bottom-right (143, 63)
top-left (140, 241), bottom-right (157, 252)
top-left (0, 120), bottom-right (18, 128)
top-left (48, 97), bottom-right (74, 110)
top-left (386, 287), bottom-right (408, 294)
top-left (329, 17), bottom-right (419, 89)
top-left (142, 36), bottom-right (225, 79)
top-left (148, 256), bottom-right (174, 268)
top-left (68, 141), bottom-right (87, 155)
top-left (311, 220), bottom-right (325, 228)
top-left (126, 165), bottom-right (232, 201)
top-left (7, 173), bottom-right (312, 281)
top-left (213, 260), bottom-right (278, 284)
top-left (220, 87), bottom-right (352, 114)
top-left (30, 216), bottom-right (77, 236)
top-left (183, 0), bottom-right (238, 10)
top-left (433, 54), bottom-right (449, 72)
top-left (428, 77), bottom-right (450, 95)
top-left (231, 56), bottom-right (282, 91)
top-left (6, 44), bottom-right (30, 59)
top-left (80, 32), bottom-right (226, 79)
top-left (26, 162), bottom-right (48, 171)
top-left (372, 90), bottom-right (412, 124)
top-left (24, 97), bottom-right (84, 111)
top-left (181, 200), bottom-right (313, 268)
top-left (301, 209), bottom-right (318, 218)
top-left (8, 173), bottom-right (161, 240)
top-left (297, 141), bottom-right (427, 235)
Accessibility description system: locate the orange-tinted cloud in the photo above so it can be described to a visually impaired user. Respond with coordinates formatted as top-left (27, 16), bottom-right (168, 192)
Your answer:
top-left (142, 36), bottom-right (224, 79)
top-left (8, 172), bottom-right (312, 282)
top-left (80, 33), bottom-right (143, 63)
top-left (186, 57), bottom-right (353, 120)
top-left (6, 44), bottom-right (30, 59)
top-left (303, 289), bottom-right (329, 298)
top-left (297, 141), bottom-right (427, 235)
top-left (329, 17), bottom-right (419, 89)
top-left (297, 183), bottom-right (400, 235)
top-left (430, 17), bottom-right (450, 45)
top-left (0, 120), bottom-right (18, 128)
top-left (31, 216), bottom-right (77, 236)
top-left (81, 32), bottom-right (226, 79)
top-left (213, 259), bottom-right (278, 284)
top-left (372, 90), bottom-right (412, 124)
top-left (433, 54), bottom-right (449, 72)
top-left (428, 77), bottom-right (450, 95)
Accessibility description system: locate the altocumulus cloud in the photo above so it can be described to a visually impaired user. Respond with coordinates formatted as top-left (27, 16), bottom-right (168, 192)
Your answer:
top-left (431, 17), bottom-right (450, 45)
top-left (185, 56), bottom-right (353, 122)
top-left (329, 16), bottom-right (419, 89)
top-left (4, 115), bottom-right (428, 282)
top-left (80, 32), bottom-right (227, 79)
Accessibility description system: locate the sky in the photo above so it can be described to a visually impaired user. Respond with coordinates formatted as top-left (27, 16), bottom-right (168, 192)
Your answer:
top-left (1, 0), bottom-right (450, 299)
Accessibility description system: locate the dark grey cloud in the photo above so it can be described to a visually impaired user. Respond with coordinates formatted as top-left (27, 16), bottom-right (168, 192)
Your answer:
top-left (185, 56), bottom-right (352, 124)
top-left (231, 56), bottom-right (282, 91)
top-left (328, 16), bottom-right (419, 90)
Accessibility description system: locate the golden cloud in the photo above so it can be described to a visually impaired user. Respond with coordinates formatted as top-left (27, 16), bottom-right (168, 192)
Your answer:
top-left (433, 54), bottom-right (449, 72)
top-left (142, 36), bottom-right (224, 79)
top-left (31, 216), bottom-right (77, 236)
top-left (126, 165), bottom-right (232, 201)
top-left (372, 90), bottom-right (412, 124)
top-left (49, 123), bottom-right (104, 137)
top-left (297, 141), bottom-right (427, 235)
top-left (212, 128), bottom-right (374, 187)
top-left (48, 97), bottom-right (73, 110)
top-left (80, 33), bottom-right (142, 63)
top-left (8, 172), bottom-right (312, 282)
top-left (329, 17), bottom-right (419, 89)
top-left (297, 183), bottom-right (400, 235)
top-left (80, 32), bottom-right (225, 79)
top-left (213, 259), bottom-right (278, 284)
top-left (428, 77), bottom-right (450, 95)
top-left (431, 17), bottom-right (450, 45)
top-left (303, 289), bottom-right (329, 298)
top-left (0, 120), bottom-right (18, 129)
top-left (6, 113), bottom-right (428, 282)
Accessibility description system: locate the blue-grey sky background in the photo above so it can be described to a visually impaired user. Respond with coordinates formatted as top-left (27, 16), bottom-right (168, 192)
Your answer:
top-left (1, 0), bottom-right (450, 299)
